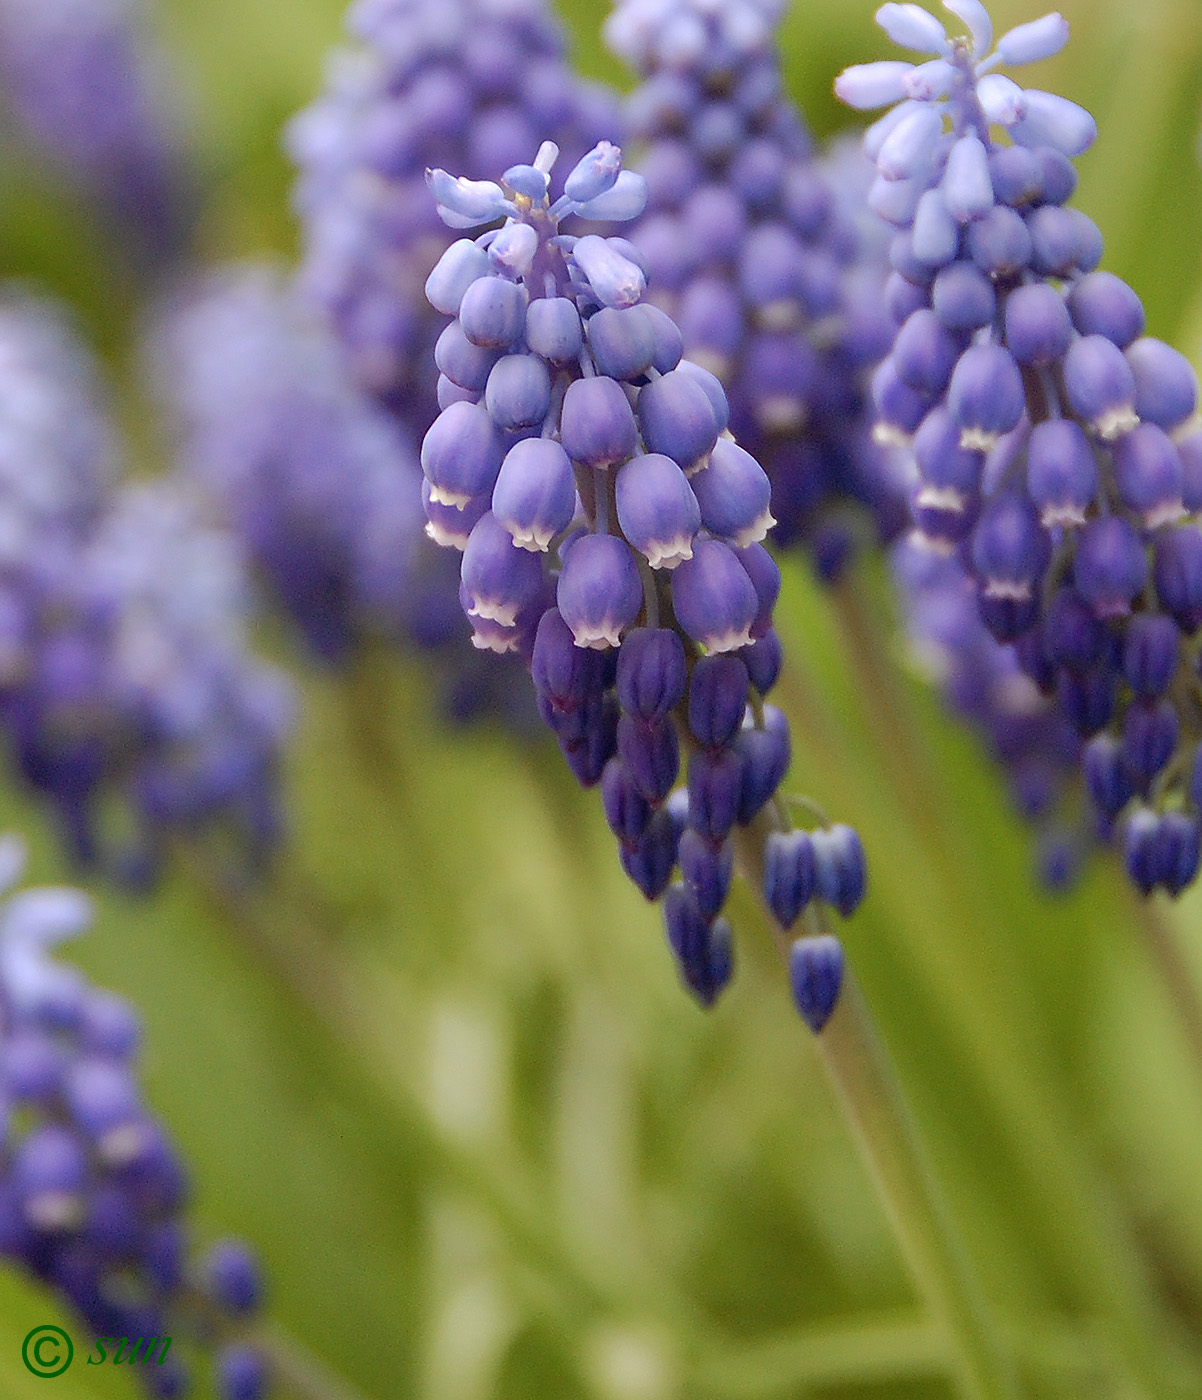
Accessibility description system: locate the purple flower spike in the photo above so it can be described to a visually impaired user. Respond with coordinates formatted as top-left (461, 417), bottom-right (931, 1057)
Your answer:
top-left (788, 935), bottom-right (845, 1034)
top-left (557, 533), bottom-right (643, 648)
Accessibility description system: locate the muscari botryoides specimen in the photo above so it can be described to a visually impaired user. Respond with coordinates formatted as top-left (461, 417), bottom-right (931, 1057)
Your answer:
top-left (841, 0), bottom-right (1202, 896)
top-left (419, 138), bottom-right (864, 1025)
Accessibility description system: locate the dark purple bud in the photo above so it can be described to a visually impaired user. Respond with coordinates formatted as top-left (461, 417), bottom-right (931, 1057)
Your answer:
top-left (678, 830), bottom-right (734, 921)
top-left (557, 533), bottom-right (643, 648)
top-left (492, 438), bottom-right (577, 551)
top-left (892, 309), bottom-right (963, 395)
top-left (525, 297), bottom-right (584, 364)
top-left (425, 240), bottom-right (491, 315)
top-left (616, 714), bottom-right (679, 804)
top-left (217, 1344), bottom-right (268, 1400)
top-left (637, 368), bottom-right (720, 471)
top-left (1127, 338), bottom-right (1199, 431)
top-left (671, 539), bottom-right (759, 653)
top-left (1026, 419), bottom-right (1097, 527)
top-left (811, 825), bottom-right (867, 917)
top-left (736, 707), bottom-right (791, 822)
top-left (948, 344), bottom-right (1025, 449)
top-left (422, 402), bottom-right (505, 508)
top-left (1063, 334), bottom-right (1138, 439)
top-left (620, 808), bottom-right (678, 900)
top-left (1153, 527), bottom-right (1202, 632)
top-left (788, 935), bottom-right (844, 1034)
top-left (1056, 666), bottom-right (1116, 737)
top-left (204, 1240), bottom-right (264, 1315)
top-left (1120, 699), bottom-right (1179, 794)
top-left (662, 885), bottom-right (733, 1008)
top-left (532, 608), bottom-right (591, 709)
top-left (1123, 807), bottom-right (1165, 895)
top-left (690, 439), bottom-right (774, 547)
top-left (1162, 811), bottom-right (1202, 897)
top-left (601, 757), bottom-right (653, 846)
top-left (461, 512), bottom-right (545, 627)
top-left (734, 543), bottom-right (781, 641)
top-left (1004, 282), bottom-right (1073, 365)
top-left (743, 629), bottom-right (783, 694)
top-left (1113, 424), bottom-right (1185, 529)
top-left (1177, 428), bottom-right (1202, 512)
top-left (967, 205), bottom-right (1033, 277)
top-left (615, 452), bottom-right (701, 569)
top-left (764, 831), bottom-right (816, 929)
top-left (616, 628), bottom-right (686, 723)
top-left (687, 654), bottom-right (750, 750)
top-left (1067, 272), bottom-right (1145, 348)
top-left (687, 747), bottom-right (745, 844)
top-left (561, 376), bottom-right (639, 469)
top-left (484, 354), bottom-right (552, 431)
top-left (1084, 733), bottom-right (1133, 821)
top-left (931, 262), bottom-right (996, 332)
top-left (559, 692), bottom-right (618, 787)
top-left (1073, 515), bottom-right (1148, 618)
top-left (972, 494), bottom-right (1050, 602)
top-left (1044, 588), bottom-right (1108, 673)
top-left (458, 275), bottom-right (527, 349)
top-left (1123, 612), bottom-right (1179, 697)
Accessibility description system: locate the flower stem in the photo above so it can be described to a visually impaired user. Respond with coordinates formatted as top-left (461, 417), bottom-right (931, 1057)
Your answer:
top-left (257, 1321), bottom-right (374, 1400)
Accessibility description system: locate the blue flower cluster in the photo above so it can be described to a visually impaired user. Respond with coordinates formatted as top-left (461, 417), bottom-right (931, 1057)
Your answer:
top-left (0, 836), bottom-right (269, 1399)
top-left (842, 1), bottom-right (1202, 896)
top-left (606, 0), bottom-right (909, 579)
top-left (288, 0), bottom-right (619, 435)
top-left (0, 0), bottom-right (191, 263)
top-left (0, 295), bottom-right (293, 884)
top-left (421, 140), bottom-right (866, 1014)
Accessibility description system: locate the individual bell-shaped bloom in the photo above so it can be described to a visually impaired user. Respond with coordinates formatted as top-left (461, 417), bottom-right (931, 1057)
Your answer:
top-left (947, 344), bottom-right (1026, 450)
top-left (1026, 419), bottom-right (1097, 528)
top-left (764, 830), bottom-right (817, 929)
top-left (421, 401), bottom-right (505, 508)
top-left (560, 376), bottom-right (640, 469)
top-left (1112, 424), bottom-right (1185, 530)
top-left (615, 452), bottom-right (702, 569)
top-left (811, 824), bottom-right (868, 917)
top-left (788, 934), bottom-right (844, 1033)
top-left (557, 533), bottom-right (643, 648)
top-left (460, 512), bottom-right (546, 626)
top-left (1063, 334), bottom-right (1138, 440)
top-left (491, 438), bottom-right (578, 551)
top-left (615, 627), bottom-right (687, 723)
top-left (670, 538), bottom-right (758, 652)
top-left (1153, 526), bottom-right (1202, 633)
top-left (636, 367), bottom-right (722, 471)
top-left (1072, 515), bottom-right (1148, 619)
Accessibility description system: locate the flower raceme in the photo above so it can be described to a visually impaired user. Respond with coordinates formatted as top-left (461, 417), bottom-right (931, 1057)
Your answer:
top-left (420, 140), bottom-right (865, 1020)
top-left (840, 1), bottom-right (1202, 897)
top-left (0, 837), bottom-right (269, 1400)
top-left (607, 0), bottom-right (908, 579)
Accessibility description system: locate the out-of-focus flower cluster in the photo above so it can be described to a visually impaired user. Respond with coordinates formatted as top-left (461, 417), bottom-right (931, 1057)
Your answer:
top-left (0, 836), bottom-right (269, 1399)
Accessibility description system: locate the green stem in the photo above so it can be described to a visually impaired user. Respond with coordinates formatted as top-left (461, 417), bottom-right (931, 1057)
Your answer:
top-left (257, 1322), bottom-right (374, 1400)
top-left (1134, 894), bottom-right (1202, 1093)
top-left (733, 824), bottom-right (1020, 1400)
top-left (812, 965), bottom-right (1020, 1400)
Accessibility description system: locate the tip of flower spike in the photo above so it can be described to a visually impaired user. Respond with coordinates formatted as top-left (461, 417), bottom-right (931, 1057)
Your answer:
top-left (788, 935), bottom-right (845, 1034)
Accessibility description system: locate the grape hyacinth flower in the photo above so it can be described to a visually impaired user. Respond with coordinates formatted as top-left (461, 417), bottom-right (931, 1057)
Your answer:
top-left (153, 266), bottom-right (533, 728)
top-left (0, 835), bottom-right (271, 1398)
top-left (421, 139), bottom-right (867, 1015)
top-left (605, 0), bottom-right (909, 579)
top-left (0, 0), bottom-right (193, 263)
top-left (840, 1), bottom-right (1202, 897)
top-left (288, 0), bottom-right (620, 436)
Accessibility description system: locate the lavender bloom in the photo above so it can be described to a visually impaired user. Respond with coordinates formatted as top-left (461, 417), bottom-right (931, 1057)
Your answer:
top-left (844, 2), bottom-right (1202, 897)
top-left (422, 140), bottom-right (865, 1016)
top-left (0, 0), bottom-right (192, 262)
top-left (288, 0), bottom-right (620, 435)
top-left (0, 835), bottom-right (270, 1395)
top-left (606, 0), bottom-right (909, 580)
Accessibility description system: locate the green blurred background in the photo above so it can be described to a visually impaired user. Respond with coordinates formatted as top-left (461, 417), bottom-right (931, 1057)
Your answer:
top-left (4, 0), bottom-right (1202, 1397)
